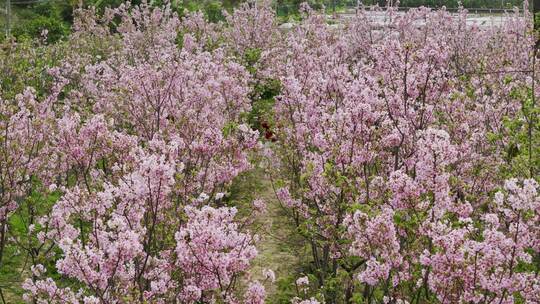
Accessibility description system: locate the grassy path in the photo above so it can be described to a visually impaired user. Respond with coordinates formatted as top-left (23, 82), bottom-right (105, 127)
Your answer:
top-left (250, 177), bottom-right (304, 299)
top-left (231, 167), bottom-right (306, 303)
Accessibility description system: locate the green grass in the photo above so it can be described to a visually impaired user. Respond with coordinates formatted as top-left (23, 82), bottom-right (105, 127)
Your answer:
top-left (0, 186), bottom-right (62, 303)
top-left (228, 165), bottom-right (310, 303)
top-left (0, 243), bottom-right (26, 303)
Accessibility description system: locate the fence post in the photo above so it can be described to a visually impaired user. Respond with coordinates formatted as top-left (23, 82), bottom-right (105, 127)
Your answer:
top-left (535, 0), bottom-right (540, 30)
top-left (5, 0), bottom-right (11, 38)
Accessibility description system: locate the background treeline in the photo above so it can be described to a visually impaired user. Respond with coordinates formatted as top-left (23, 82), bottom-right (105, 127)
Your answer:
top-left (0, 0), bottom-right (527, 43)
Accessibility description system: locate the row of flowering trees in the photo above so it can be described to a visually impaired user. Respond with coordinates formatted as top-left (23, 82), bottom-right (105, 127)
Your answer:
top-left (1, 2), bottom-right (268, 303)
top-left (267, 4), bottom-right (540, 303)
top-left (0, 1), bottom-right (538, 303)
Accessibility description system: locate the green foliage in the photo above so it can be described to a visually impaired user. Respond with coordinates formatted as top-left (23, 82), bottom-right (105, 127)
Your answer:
top-left (241, 47), bottom-right (282, 133)
top-left (272, 275), bottom-right (300, 303)
top-left (204, 1), bottom-right (225, 23)
top-left (88, 0), bottom-right (143, 8)
top-left (244, 48), bottom-right (262, 73)
top-left (499, 86), bottom-right (540, 180)
top-left (0, 39), bottom-right (67, 99)
top-left (222, 121), bottom-right (239, 137)
top-left (0, 183), bottom-right (62, 302)
top-left (5, 1), bottom-right (72, 43)
top-left (12, 15), bottom-right (69, 43)
top-left (3, 1), bottom-right (252, 42)
top-left (247, 79), bottom-right (281, 131)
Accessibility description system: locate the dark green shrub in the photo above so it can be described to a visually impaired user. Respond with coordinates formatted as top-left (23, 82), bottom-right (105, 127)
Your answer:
top-left (205, 1), bottom-right (224, 23)
top-left (13, 15), bottom-right (69, 43)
